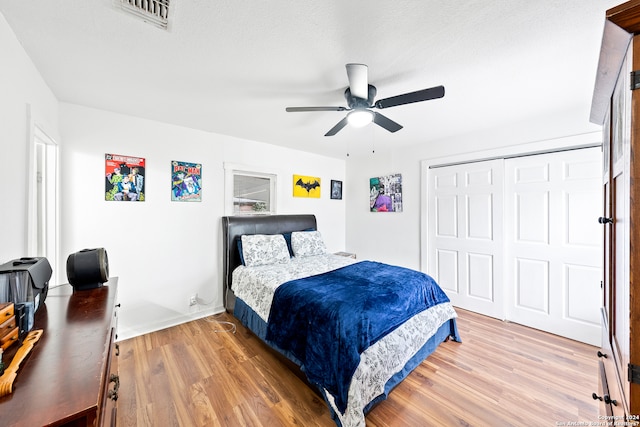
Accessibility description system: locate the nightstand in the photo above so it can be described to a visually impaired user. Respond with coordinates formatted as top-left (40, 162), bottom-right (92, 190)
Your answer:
top-left (334, 252), bottom-right (356, 259)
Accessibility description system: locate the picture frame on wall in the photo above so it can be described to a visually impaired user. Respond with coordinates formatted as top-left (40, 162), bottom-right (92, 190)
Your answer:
top-left (293, 174), bottom-right (321, 198)
top-left (330, 180), bottom-right (342, 200)
top-left (171, 160), bottom-right (202, 202)
top-left (370, 173), bottom-right (402, 212)
top-left (105, 153), bottom-right (145, 201)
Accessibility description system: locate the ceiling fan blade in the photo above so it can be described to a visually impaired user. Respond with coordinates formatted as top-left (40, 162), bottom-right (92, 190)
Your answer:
top-left (372, 112), bottom-right (403, 133)
top-left (374, 85), bottom-right (445, 109)
top-left (346, 63), bottom-right (368, 99)
top-left (286, 106), bottom-right (347, 112)
top-left (325, 117), bottom-right (349, 136)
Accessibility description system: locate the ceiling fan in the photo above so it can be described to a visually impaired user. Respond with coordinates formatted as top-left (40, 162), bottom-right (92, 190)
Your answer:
top-left (285, 63), bottom-right (445, 136)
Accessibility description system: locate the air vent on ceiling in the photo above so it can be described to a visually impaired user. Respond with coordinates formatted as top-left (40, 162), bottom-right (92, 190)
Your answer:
top-left (119, 0), bottom-right (171, 30)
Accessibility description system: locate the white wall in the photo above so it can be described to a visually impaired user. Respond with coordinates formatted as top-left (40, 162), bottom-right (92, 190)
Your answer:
top-left (2, 10), bottom-right (346, 341)
top-left (0, 13), bottom-right (59, 264)
top-left (3, 9), bottom-right (604, 341)
top-left (345, 107), bottom-right (603, 272)
top-left (59, 103), bottom-right (346, 340)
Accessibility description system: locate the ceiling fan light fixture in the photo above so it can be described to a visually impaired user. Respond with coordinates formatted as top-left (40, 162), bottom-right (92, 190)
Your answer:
top-left (347, 109), bottom-right (373, 128)
top-left (285, 63), bottom-right (444, 136)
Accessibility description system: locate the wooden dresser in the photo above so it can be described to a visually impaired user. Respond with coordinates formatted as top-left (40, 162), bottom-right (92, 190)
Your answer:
top-left (591, 0), bottom-right (640, 420)
top-left (0, 278), bottom-right (119, 426)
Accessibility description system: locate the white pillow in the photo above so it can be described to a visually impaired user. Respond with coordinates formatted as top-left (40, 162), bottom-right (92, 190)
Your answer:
top-left (291, 230), bottom-right (327, 257)
top-left (241, 234), bottom-right (290, 267)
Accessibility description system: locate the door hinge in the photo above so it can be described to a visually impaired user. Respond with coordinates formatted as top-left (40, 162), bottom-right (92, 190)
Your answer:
top-left (631, 71), bottom-right (640, 90)
top-left (629, 363), bottom-right (640, 384)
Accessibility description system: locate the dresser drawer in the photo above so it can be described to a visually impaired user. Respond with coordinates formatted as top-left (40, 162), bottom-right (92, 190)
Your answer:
top-left (0, 314), bottom-right (17, 340)
top-left (0, 326), bottom-right (19, 350)
top-left (0, 302), bottom-right (14, 320)
top-left (598, 309), bottom-right (627, 417)
top-left (599, 352), bottom-right (627, 417)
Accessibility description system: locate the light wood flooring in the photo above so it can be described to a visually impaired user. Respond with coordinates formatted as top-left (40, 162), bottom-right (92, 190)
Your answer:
top-left (115, 308), bottom-right (600, 426)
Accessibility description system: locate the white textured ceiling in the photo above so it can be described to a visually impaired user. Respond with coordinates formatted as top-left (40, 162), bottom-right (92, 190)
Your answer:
top-left (0, 1), bottom-right (620, 158)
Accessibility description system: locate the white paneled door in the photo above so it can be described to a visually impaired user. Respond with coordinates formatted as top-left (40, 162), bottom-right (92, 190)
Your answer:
top-left (427, 147), bottom-right (602, 345)
top-left (504, 148), bottom-right (602, 345)
top-left (427, 159), bottom-right (504, 319)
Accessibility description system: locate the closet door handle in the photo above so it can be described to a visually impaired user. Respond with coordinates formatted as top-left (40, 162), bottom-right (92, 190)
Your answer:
top-left (598, 217), bottom-right (613, 224)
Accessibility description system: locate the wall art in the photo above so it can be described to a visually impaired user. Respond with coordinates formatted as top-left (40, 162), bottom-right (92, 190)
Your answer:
top-left (330, 180), bottom-right (343, 200)
top-left (171, 160), bottom-right (202, 202)
top-left (293, 174), bottom-right (321, 198)
top-left (370, 173), bottom-right (402, 212)
top-left (105, 153), bottom-right (145, 201)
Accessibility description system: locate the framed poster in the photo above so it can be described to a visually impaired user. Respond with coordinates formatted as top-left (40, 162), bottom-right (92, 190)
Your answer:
top-left (105, 153), bottom-right (145, 201)
top-left (171, 161), bottom-right (202, 202)
top-left (293, 174), bottom-right (321, 198)
top-left (330, 180), bottom-right (343, 200)
top-left (370, 173), bottom-right (402, 212)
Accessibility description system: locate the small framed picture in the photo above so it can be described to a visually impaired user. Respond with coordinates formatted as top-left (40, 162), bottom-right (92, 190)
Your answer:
top-left (331, 180), bottom-right (343, 200)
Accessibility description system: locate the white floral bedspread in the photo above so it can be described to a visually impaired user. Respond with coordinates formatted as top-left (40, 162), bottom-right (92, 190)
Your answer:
top-left (329, 302), bottom-right (457, 427)
top-left (231, 253), bottom-right (458, 427)
top-left (232, 253), bottom-right (357, 321)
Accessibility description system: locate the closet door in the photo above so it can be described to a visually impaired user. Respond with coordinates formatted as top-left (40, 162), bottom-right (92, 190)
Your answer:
top-left (427, 148), bottom-right (602, 346)
top-left (427, 159), bottom-right (504, 319)
top-left (503, 148), bottom-right (602, 346)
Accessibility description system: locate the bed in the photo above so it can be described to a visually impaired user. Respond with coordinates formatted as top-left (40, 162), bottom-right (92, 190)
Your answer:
top-left (222, 214), bottom-right (460, 427)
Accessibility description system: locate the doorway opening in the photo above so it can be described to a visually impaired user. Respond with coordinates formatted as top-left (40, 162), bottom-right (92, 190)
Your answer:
top-left (28, 122), bottom-right (59, 286)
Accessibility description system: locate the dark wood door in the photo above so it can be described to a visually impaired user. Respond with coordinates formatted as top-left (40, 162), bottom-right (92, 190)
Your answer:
top-left (600, 43), bottom-right (630, 419)
top-left (630, 32), bottom-right (640, 416)
top-left (594, 1), bottom-right (640, 417)
top-left (601, 30), bottom-right (640, 417)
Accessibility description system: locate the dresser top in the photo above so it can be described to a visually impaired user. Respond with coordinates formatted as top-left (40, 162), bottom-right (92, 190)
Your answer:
top-left (0, 278), bottom-right (118, 426)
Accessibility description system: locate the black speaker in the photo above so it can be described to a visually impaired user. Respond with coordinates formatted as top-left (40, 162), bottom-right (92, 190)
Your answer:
top-left (66, 248), bottom-right (109, 290)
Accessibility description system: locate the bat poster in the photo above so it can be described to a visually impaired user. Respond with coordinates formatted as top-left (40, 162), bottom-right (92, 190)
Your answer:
top-left (293, 174), bottom-right (321, 198)
top-left (370, 173), bottom-right (402, 212)
top-left (105, 153), bottom-right (145, 201)
top-left (171, 160), bottom-right (202, 202)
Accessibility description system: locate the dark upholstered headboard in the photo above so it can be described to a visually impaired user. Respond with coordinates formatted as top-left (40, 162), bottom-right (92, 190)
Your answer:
top-left (221, 214), bottom-right (317, 312)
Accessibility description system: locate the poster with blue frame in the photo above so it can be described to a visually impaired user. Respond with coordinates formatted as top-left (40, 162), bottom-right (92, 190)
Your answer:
top-left (171, 160), bottom-right (202, 202)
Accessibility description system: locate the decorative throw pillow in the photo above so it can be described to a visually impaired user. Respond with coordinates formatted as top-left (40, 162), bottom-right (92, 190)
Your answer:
top-left (241, 234), bottom-right (290, 267)
top-left (291, 230), bottom-right (327, 257)
top-left (282, 227), bottom-right (316, 257)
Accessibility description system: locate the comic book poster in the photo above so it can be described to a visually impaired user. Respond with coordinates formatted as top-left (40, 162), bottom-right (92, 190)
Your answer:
top-left (293, 174), bottom-right (321, 198)
top-left (105, 153), bottom-right (145, 201)
top-left (370, 173), bottom-right (402, 212)
top-left (171, 160), bottom-right (202, 202)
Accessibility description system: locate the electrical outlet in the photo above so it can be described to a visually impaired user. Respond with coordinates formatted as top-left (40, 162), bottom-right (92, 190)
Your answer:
top-left (189, 294), bottom-right (198, 306)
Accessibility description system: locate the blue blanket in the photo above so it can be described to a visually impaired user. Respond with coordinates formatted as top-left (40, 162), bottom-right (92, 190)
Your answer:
top-left (265, 261), bottom-right (451, 414)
